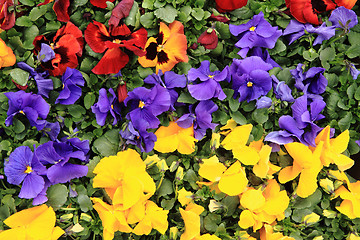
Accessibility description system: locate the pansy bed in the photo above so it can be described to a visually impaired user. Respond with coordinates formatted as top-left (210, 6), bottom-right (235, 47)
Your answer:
top-left (1, 0), bottom-right (360, 239)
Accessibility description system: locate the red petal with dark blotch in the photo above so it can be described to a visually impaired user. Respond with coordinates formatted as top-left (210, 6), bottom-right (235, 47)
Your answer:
top-left (110, 23), bottom-right (131, 37)
top-left (48, 51), bottom-right (78, 76)
top-left (198, 30), bottom-right (218, 50)
top-left (209, 13), bottom-right (230, 23)
top-left (53, 0), bottom-right (70, 22)
top-left (215, 0), bottom-right (248, 12)
top-left (37, 0), bottom-right (54, 6)
top-left (334, 0), bottom-right (357, 9)
top-left (303, 1), bottom-right (320, 24)
top-left (117, 82), bottom-right (128, 103)
top-left (288, 0), bottom-right (307, 23)
top-left (121, 28), bottom-right (148, 56)
top-left (108, 0), bottom-right (134, 27)
top-left (90, 0), bottom-right (114, 8)
top-left (54, 22), bottom-right (84, 56)
top-left (33, 35), bottom-right (49, 54)
top-left (324, 0), bottom-right (337, 10)
top-left (0, 11), bottom-right (15, 30)
top-left (55, 34), bottom-right (81, 57)
top-left (85, 21), bottom-right (111, 53)
top-left (92, 48), bottom-right (129, 75)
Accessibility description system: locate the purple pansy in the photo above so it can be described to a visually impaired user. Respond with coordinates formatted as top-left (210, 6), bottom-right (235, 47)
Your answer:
top-left (229, 12), bottom-right (282, 57)
top-left (291, 63), bottom-right (327, 95)
top-left (247, 47), bottom-right (281, 69)
top-left (345, 61), bottom-right (360, 80)
top-left (272, 76), bottom-right (294, 102)
top-left (119, 121), bottom-right (157, 153)
top-left (177, 100), bottom-right (218, 140)
top-left (144, 70), bottom-right (186, 110)
top-left (283, 20), bottom-right (335, 46)
top-left (55, 67), bottom-right (85, 105)
top-left (265, 95), bottom-right (326, 146)
top-left (256, 96), bottom-right (272, 109)
top-left (187, 61), bottom-right (228, 101)
top-left (329, 6), bottom-right (358, 33)
top-left (230, 56), bottom-right (273, 102)
top-left (91, 88), bottom-right (121, 126)
top-left (42, 121), bottom-right (61, 141)
top-left (4, 146), bottom-right (47, 199)
top-left (4, 91), bottom-right (50, 130)
top-left (35, 140), bottom-right (88, 184)
top-left (124, 85), bottom-right (171, 131)
top-left (38, 43), bottom-right (55, 63)
top-left (17, 62), bottom-right (53, 98)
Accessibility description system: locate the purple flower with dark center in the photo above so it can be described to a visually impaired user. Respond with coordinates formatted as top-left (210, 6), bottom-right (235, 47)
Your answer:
top-left (291, 63), bottom-right (327, 95)
top-left (144, 70), bottom-right (186, 110)
top-left (35, 141), bottom-right (88, 184)
top-left (4, 146), bottom-right (47, 199)
top-left (265, 94), bottom-right (325, 146)
top-left (124, 85), bottom-right (171, 131)
top-left (55, 67), bottom-right (85, 105)
top-left (256, 96), bottom-right (272, 109)
top-left (4, 91), bottom-right (50, 130)
top-left (283, 20), bottom-right (335, 46)
top-left (329, 7), bottom-right (358, 33)
top-left (119, 121), bottom-right (157, 153)
top-left (91, 88), bottom-right (121, 126)
top-left (187, 61), bottom-right (228, 101)
top-left (229, 12), bottom-right (282, 58)
top-left (17, 62), bottom-right (53, 98)
top-left (38, 43), bottom-right (55, 63)
top-left (247, 47), bottom-right (281, 69)
top-left (230, 56), bottom-right (273, 102)
top-left (272, 76), bottom-right (294, 102)
top-left (177, 100), bottom-right (218, 140)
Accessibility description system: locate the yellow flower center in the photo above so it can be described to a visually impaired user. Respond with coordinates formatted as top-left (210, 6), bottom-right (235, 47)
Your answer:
top-left (113, 39), bottom-right (121, 44)
top-left (62, 83), bottom-right (65, 89)
top-left (157, 44), bottom-right (164, 51)
top-left (24, 165), bottom-right (33, 174)
top-left (247, 82), bottom-right (253, 87)
top-left (208, 75), bottom-right (214, 78)
top-left (111, 104), bottom-right (114, 110)
top-left (249, 26), bottom-right (256, 31)
top-left (50, 43), bottom-right (55, 49)
top-left (138, 101), bottom-right (145, 108)
top-left (19, 110), bottom-right (25, 114)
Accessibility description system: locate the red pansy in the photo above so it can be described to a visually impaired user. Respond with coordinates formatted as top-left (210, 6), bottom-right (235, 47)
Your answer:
top-left (197, 29), bottom-right (218, 50)
top-left (33, 22), bottom-right (84, 76)
top-left (90, 0), bottom-right (115, 8)
top-left (0, 0), bottom-right (15, 30)
top-left (215, 0), bottom-right (248, 12)
top-left (84, 21), bottom-right (147, 75)
top-left (38, 0), bottom-right (70, 22)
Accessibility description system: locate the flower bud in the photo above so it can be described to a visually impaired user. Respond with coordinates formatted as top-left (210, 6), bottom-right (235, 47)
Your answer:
top-left (117, 80), bottom-right (128, 103)
top-left (156, 159), bottom-right (168, 172)
top-left (69, 223), bottom-right (84, 233)
top-left (208, 200), bottom-right (223, 212)
top-left (169, 160), bottom-right (180, 172)
top-left (60, 213), bottom-right (73, 222)
top-left (319, 178), bottom-right (335, 194)
top-left (303, 212), bottom-right (320, 225)
top-left (197, 29), bottom-right (218, 50)
top-left (169, 226), bottom-right (178, 240)
top-left (144, 154), bottom-right (161, 168)
top-left (210, 132), bottom-right (221, 150)
top-left (323, 210), bottom-right (337, 219)
top-left (80, 213), bottom-right (93, 222)
top-left (175, 166), bottom-right (184, 182)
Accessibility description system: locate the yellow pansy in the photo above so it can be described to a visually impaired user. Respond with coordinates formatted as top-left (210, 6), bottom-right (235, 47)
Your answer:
top-left (312, 126), bottom-right (353, 171)
top-left (0, 204), bottom-right (64, 240)
top-left (252, 144), bottom-right (281, 179)
top-left (347, 233), bottom-right (360, 240)
top-left (259, 224), bottom-right (295, 240)
top-left (154, 121), bottom-right (198, 154)
top-left (178, 188), bottom-right (194, 206)
top-left (0, 38), bottom-right (16, 69)
top-left (194, 233), bottom-right (221, 240)
top-left (198, 156), bottom-right (248, 196)
top-left (219, 119), bottom-right (237, 136)
top-left (132, 200), bottom-right (169, 235)
top-left (278, 141), bottom-right (323, 198)
top-left (238, 179), bottom-right (289, 231)
top-left (92, 149), bottom-right (156, 209)
top-left (334, 178), bottom-right (360, 219)
top-left (180, 203), bottom-right (204, 240)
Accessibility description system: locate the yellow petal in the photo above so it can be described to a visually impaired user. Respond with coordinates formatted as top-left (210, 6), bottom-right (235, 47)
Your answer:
top-left (0, 228), bottom-right (26, 240)
top-left (221, 124), bottom-right (253, 150)
top-left (278, 163), bottom-right (302, 184)
top-left (218, 170), bottom-right (248, 196)
top-left (145, 201), bottom-right (169, 235)
top-left (185, 202), bottom-right (204, 216)
top-left (126, 199), bottom-right (146, 225)
top-left (198, 158), bottom-right (226, 182)
top-left (262, 190), bottom-right (289, 216)
top-left (119, 177), bottom-right (143, 209)
top-left (178, 188), bottom-right (194, 206)
top-left (240, 188), bottom-right (265, 211)
top-left (233, 146), bottom-right (260, 165)
top-left (180, 207), bottom-right (201, 240)
top-left (253, 145), bottom-right (272, 179)
top-left (195, 234), bottom-right (221, 240)
top-left (4, 204), bottom-right (49, 228)
top-left (284, 142), bottom-right (314, 169)
top-left (238, 210), bottom-right (255, 229)
top-left (336, 199), bottom-right (357, 219)
top-left (51, 226), bottom-right (65, 240)
top-left (333, 153), bottom-right (354, 171)
top-left (177, 134), bottom-right (197, 154)
top-left (296, 168), bottom-right (319, 198)
top-left (330, 129), bottom-right (349, 154)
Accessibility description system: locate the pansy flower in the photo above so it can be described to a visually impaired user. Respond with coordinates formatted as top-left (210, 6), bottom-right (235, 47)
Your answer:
top-left (90, 0), bottom-right (115, 8)
top-left (4, 146), bottom-right (47, 199)
top-left (230, 56), bottom-right (273, 102)
top-left (0, 204), bottom-right (65, 239)
top-left (55, 67), bottom-right (84, 105)
top-left (334, 175), bottom-right (360, 219)
top-left (91, 88), bottom-right (122, 126)
top-left (187, 60), bottom-right (228, 101)
top-left (33, 22), bottom-right (84, 76)
top-left (177, 100), bottom-right (218, 140)
top-left (272, 75), bottom-right (294, 102)
top-left (138, 20), bottom-right (188, 73)
top-left (329, 6), bottom-right (358, 33)
top-left (215, 0), bottom-right (248, 12)
top-left (144, 69), bottom-right (186, 110)
top-left (197, 29), bottom-right (218, 50)
top-left (124, 85), bottom-right (171, 131)
top-left (179, 203), bottom-right (204, 240)
top-left (0, 0), bottom-right (15, 30)
top-left (17, 62), bottom-right (53, 98)
top-left (120, 121), bottom-right (157, 153)
top-left (4, 90), bottom-right (50, 130)
top-left (229, 12), bottom-right (282, 57)
top-left (85, 21), bottom-right (147, 74)
top-left (0, 37), bottom-right (16, 68)
top-left (247, 47), bottom-right (281, 69)
top-left (154, 121), bottom-right (198, 154)
top-left (38, 0), bottom-right (71, 22)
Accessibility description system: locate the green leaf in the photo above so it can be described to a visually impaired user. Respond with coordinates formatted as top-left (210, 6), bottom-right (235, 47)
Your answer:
top-left (191, 8), bottom-right (205, 21)
top-left (178, 6), bottom-right (192, 22)
top-left (204, 213), bottom-right (221, 232)
top-left (157, 178), bottom-right (173, 197)
top-left (124, 1), bottom-right (139, 26)
top-left (161, 198), bottom-right (175, 210)
top-left (268, 39), bottom-right (286, 55)
top-left (74, 0), bottom-right (88, 7)
top-left (15, 16), bottom-right (33, 27)
top-left (230, 111), bottom-right (247, 125)
top-left (1, 195), bottom-right (15, 212)
top-left (346, 44), bottom-right (360, 59)
top-left (293, 189), bottom-right (322, 209)
top-left (229, 96), bottom-right (240, 112)
top-left (93, 129), bottom-right (120, 157)
top-left (320, 47), bottom-right (335, 63)
top-left (9, 68), bottom-right (29, 86)
top-left (303, 49), bottom-right (319, 61)
top-left (177, 92), bottom-right (197, 104)
top-left (355, 86), bottom-right (360, 100)
top-left (29, 6), bottom-right (48, 21)
top-left (338, 112), bottom-right (352, 131)
top-left (348, 31), bottom-right (360, 46)
top-left (251, 108), bottom-right (269, 124)
top-left (137, 65), bottom-right (153, 78)
top-left (154, 5), bottom-right (178, 23)
top-left (77, 194), bottom-right (93, 212)
top-left (24, 25), bottom-right (39, 44)
top-left (84, 93), bottom-right (95, 110)
top-left (47, 184), bottom-right (68, 210)
top-left (68, 105), bottom-right (86, 118)
top-left (45, 21), bottom-right (62, 32)
top-left (13, 118), bottom-right (26, 134)
top-left (222, 195), bottom-right (239, 217)
top-left (215, 22), bottom-right (231, 39)
top-left (19, 0), bottom-right (35, 6)
top-left (140, 12), bottom-right (156, 28)
top-left (0, 140), bottom-right (11, 152)
top-left (142, 0), bottom-right (155, 9)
